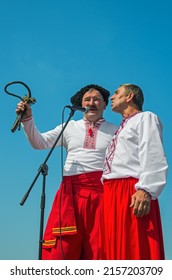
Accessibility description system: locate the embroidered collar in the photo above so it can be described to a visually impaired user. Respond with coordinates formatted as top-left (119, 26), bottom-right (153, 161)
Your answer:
top-left (84, 118), bottom-right (105, 137)
top-left (83, 118), bottom-right (105, 126)
top-left (122, 111), bottom-right (142, 122)
top-left (83, 118), bottom-right (105, 149)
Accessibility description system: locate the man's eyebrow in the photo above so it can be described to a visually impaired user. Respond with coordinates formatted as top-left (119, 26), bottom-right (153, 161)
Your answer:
top-left (83, 96), bottom-right (101, 99)
top-left (115, 88), bottom-right (121, 94)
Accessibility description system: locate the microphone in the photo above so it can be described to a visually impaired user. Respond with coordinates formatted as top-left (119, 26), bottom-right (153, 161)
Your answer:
top-left (66, 105), bottom-right (90, 113)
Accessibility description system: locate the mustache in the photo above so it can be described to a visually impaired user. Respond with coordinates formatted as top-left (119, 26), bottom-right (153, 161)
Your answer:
top-left (89, 105), bottom-right (98, 110)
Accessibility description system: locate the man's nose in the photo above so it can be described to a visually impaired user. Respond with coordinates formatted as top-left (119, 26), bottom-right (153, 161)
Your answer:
top-left (88, 98), bottom-right (94, 105)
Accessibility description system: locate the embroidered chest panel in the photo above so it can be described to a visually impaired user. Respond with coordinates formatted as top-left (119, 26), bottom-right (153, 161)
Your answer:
top-left (83, 119), bottom-right (104, 149)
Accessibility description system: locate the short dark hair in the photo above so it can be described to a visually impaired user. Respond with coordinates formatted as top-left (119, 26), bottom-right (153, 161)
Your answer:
top-left (122, 84), bottom-right (144, 110)
top-left (70, 84), bottom-right (110, 106)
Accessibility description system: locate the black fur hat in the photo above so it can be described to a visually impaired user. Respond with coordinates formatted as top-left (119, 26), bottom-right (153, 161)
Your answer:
top-left (70, 84), bottom-right (110, 106)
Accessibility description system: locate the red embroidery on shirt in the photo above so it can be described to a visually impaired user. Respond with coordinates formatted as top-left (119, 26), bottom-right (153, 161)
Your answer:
top-left (88, 127), bottom-right (93, 137)
top-left (83, 118), bottom-right (105, 149)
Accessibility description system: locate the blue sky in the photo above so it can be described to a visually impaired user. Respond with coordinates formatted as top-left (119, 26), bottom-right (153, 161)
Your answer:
top-left (0, 0), bottom-right (171, 260)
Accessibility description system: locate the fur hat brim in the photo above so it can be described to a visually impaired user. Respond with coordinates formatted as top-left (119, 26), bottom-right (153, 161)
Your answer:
top-left (70, 84), bottom-right (110, 106)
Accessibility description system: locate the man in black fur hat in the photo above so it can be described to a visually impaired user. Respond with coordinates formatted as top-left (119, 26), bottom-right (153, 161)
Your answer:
top-left (16, 84), bottom-right (118, 260)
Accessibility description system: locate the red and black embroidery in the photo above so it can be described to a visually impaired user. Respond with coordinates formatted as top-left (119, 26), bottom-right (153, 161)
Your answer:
top-left (83, 118), bottom-right (105, 149)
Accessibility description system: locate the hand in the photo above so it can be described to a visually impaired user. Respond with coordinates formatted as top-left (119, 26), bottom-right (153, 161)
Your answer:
top-left (130, 189), bottom-right (151, 217)
top-left (16, 101), bottom-right (32, 120)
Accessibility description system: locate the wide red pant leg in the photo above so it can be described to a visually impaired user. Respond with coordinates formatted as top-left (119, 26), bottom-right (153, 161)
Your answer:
top-left (42, 171), bottom-right (103, 260)
top-left (103, 178), bottom-right (165, 260)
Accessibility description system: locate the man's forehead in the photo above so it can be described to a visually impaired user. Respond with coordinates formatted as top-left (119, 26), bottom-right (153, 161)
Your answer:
top-left (83, 89), bottom-right (102, 98)
top-left (115, 86), bottom-right (125, 93)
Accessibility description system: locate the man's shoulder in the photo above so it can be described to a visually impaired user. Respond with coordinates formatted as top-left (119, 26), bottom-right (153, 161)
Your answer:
top-left (137, 111), bottom-right (162, 127)
top-left (141, 111), bottom-right (159, 120)
top-left (104, 120), bottom-right (118, 126)
top-left (102, 120), bottom-right (118, 132)
top-left (68, 119), bottom-right (89, 128)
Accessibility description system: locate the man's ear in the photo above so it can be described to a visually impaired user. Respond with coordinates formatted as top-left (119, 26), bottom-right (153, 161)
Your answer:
top-left (126, 92), bottom-right (134, 103)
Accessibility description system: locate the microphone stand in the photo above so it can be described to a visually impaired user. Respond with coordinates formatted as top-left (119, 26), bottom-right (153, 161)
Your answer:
top-left (20, 108), bottom-right (75, 260)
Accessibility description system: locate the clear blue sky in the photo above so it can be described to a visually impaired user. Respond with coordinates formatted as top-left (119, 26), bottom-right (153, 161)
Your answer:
top-left (0, 0), bottom-right (171, 260)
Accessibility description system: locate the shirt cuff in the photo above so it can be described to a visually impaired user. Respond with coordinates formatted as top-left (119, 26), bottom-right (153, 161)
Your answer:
top-left (21, 116), bottom-right (33, 123)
